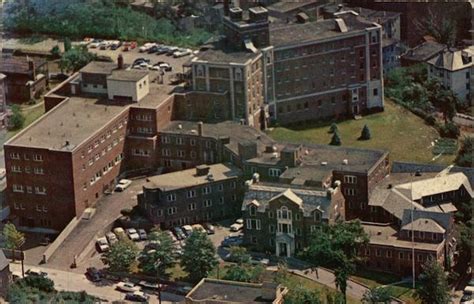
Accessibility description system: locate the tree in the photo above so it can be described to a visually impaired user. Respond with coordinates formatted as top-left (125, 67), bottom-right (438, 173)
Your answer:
top-left (330, 132), bottom-right (341, 146)
top-left (359, 124), bottom-right (371, 140)
top-left (300, 220), bottom-right (369, 302)
top-left (362, 286), bottom-right (392, 304)
top-left (329, 123), bottom-right (338, 134)
top-left (8, 105), bottom-right (25, 130)
top-left (440, 122), bottom-right (459, 139)
top-left (63, 37), bottom-right (72, 52)
top-left (3, 223), bottom-right (25, 262)
top-left (50, 45), bottom-right (61, 59)
top-left (415, 259), bottom-right (450, 304)
top-left (285, 286), bottom-right (322, 304)
top-left (138, 229), bottom-right (176, 277)
top-left (413, 6), bottom-right (457, 47)
top-left (227, 246), bottom-right (251, 265)
top-left (181, 230), bottom-right (218, 282)
top-left (102, 238), bottom-right (139, 273)
top-left (437, 90), bottom-right (457, 122)
top-left (223, 263), bottom-right (264, 283)
top-left (455, 137), bottom-right (473, 167)
top-left (59, 46), bottom-right (96, 72)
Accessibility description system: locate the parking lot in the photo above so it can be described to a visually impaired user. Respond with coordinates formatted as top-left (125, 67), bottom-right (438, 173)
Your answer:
top-left (86, 41), bottom-right (194, 85)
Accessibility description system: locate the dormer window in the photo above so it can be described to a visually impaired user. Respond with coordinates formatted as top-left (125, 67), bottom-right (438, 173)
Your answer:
top-left (196, 65), bottom-right (204, 77)
top-left (249, 205), bottom-right (257, 216)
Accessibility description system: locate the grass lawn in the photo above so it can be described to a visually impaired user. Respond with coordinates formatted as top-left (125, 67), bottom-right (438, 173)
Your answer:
top-left (268, 99), bottom-right (456, 165)
top-left (351, 269), bottom-right (420, 304)
top-left (6, 102), bottom-right (45, 140)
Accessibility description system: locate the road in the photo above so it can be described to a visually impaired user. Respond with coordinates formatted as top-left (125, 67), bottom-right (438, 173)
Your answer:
top-left (46, 179), bottom-right (149, 270)
top-left (10, 263), bottom-right (184, 303)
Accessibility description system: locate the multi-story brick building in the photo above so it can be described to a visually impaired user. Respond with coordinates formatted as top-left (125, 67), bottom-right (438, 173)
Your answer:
top-left (0, 73), bottom-right (8, 128)
top-left (138, 163), bottom-right (244, 229)
top-left (241, 177), bottom-right (345, 257)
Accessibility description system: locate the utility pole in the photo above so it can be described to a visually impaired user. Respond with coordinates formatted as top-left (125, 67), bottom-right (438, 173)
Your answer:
top-left (411, 172), bottom-right (416, 289)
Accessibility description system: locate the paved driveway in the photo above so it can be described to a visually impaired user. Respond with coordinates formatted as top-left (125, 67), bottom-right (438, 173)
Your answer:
top-left (45, 178), bottom-right (148, 271)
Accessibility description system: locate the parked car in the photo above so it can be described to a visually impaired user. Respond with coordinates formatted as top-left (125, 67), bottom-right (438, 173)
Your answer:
top-left (127, 228), bottom-right (140, 241)
top-left (138, 229), bottom-right (147, 240)
top-left (221, 235), bottom-right (243, 247)
top-left (49, 73), bottom-right (69, 81)
top-left (106, 232), bottom-right (118, 245)
top-left (173, 227), bottom-right (186, 240)
top-left (166, 47), bottom-right (179, 56)
top-left (182, 225), bottom-right (193, 237)
top-left (461, 287), bottom-right (474, 304)
top-left (96, 237), bottom-right (110, 252)
top-left (26, 268), bottom-right (47, 277)
top-left (122, 41), bottom-right (137, 51)
top-left (230, 222), bottom-right (243, 232)
top-left (138, 280), bottom-right (160, 291)
top-left (156, 46), bottom-right (170, 55)
top-left (149, 64), bottom-right (161, 71)
top-left (165, 230), bottom-right (178, 243)
top-left (116, 282), bottom-right (140, 293)
top-left (139, 43), bottom-right (156, 53)
top-left (86, 267), bottom-right (101, 282)
top-left (113, 227), bottom-right (127, 240)
top-left (203, 223), bottom-right (215, 234)
top-left (99, 41), bottom-right (111, 50)
top-left (468, 279), bottom-right (474, 287)
top-left (158, 62), bottom-right (172, 72)
top-left (115, 179), bottom-right (132, 192)
top-left (173, 49), bottom-right (192, 58)
top-left (192, 224), bottom-right (205, 233)
top-left (147, 45), bottom-right (160, 54)
top-left (133, 58), bottom-right (151, 66)
top-left (125, 291), bottom-right (149, 302)
top-left (88, 39), bottom-right (103, 48)
top-left (110, 40), bottom-right (122, 50)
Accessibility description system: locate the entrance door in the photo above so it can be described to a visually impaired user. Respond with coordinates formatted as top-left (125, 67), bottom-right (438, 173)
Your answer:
top-left (278, 242), bottom-right (288, 257)
top-left (353, 105), bottom-right (359, 115)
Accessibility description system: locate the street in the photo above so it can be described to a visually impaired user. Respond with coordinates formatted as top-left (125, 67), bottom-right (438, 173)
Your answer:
top-left (10, 263), bottom-right (184, 303)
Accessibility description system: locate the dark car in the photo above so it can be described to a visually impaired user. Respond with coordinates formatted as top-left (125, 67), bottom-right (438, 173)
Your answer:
top-left (460, 293), bottom-right (472, 303)
top-left (156, 47), bottom-right (169, 55)
top-left (221, 235), bottom-right (243, 247)
top-left (86, 267), bottom-right (101, 282)
top-left (147, 45), bottom-right (159, 54)
top-left (110, 41), bottom-right (122, 50)
top-left (49, 73), bottom-right (69, 81)
top-left (133, 58), bottom-right (151, 66)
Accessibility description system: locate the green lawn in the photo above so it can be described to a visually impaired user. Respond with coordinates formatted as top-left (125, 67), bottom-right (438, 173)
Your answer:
top-left (6, 102), bottom-right (45, 139)
top-left (268, 99), bottom-right (456, 165)
top-left (351, 269), bottom-right (420, 304)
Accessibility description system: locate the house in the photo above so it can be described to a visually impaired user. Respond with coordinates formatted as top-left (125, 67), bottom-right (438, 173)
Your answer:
top-left (0, 250), bottom-right (12, 298)
top-left (427, 48), bottom-right (473, 105)
top-left (241, 177), bottom-right (345, 257)
top-left (185, 278), bottom-right (288, 304)
top-left (137, 163), bottom-right (244, 228)
top-left (400, 41), bottom-right (446, 66)
top-left (0, 56), bottom-right (49, 104)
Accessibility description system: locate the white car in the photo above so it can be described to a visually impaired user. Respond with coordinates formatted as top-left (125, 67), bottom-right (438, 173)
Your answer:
top-left (127, 228), bottom-right (140, 241)
top-left (138, 229), bottom-right (147, 240)
top-left (106, 232), bottom-right (118, 245)
top-left (96, 237), bottom-right (110, 252)
top-left (115, 179), bottom-right (132, 192)
top-left (236, 218), bottom-right (244, 224)
top-left (149, 64), bottom-right (161, 71)
top-left (173, 49), bottom-right (191, 58)
top-left (116, 282), bottom-right (140, 293)
top-left (139, 43), bottom-right (156, 53)
top-left (113, 227), bottom-right (127, 240)
top-left (230, 223), bottom-right (243, 232)
top-left (26, 268), bottom-right (47, 277)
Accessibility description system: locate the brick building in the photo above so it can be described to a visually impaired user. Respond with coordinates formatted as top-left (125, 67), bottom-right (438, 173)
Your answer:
top-left (0, 56), bottom-right (48, 104)
top-left (0, 74), bottom-right (8, 129)
top-left (138, 163), bottom-right (244, 229)
top-left (241, 177), bottom-right (345, 257)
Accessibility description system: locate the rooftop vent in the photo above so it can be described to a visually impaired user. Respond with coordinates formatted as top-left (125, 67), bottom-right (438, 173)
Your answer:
top-left (377, 231), bottom-right (382, 235)
top-left (178, 124), bottom-right (182, 129)
top-left (271, 152), bottom-right (278, 159)
top-left (342, 159), bottom-right (348, 165)
top-left (321, 162), bottom-right (328, 166)
top-left (388, 184), bottom-right (393, 189)
top-left (415, 170), bottom-right (422, 176)
top-left (196, 165), bottom-right (210, 176)
top-left (207, 174), bottom-right (214, 181)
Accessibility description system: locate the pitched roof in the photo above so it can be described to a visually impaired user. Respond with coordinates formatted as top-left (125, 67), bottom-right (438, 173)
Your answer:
top-left (401, 209), bottom-right (452, 233)
top-left (427, 48), bottom-right (473, 71)
top-left (0, 250), bottom-right (9, 270)
top-left (402, 41), bottom-right (446, 62)
top-left (401, 218), bottom-right (446, 234)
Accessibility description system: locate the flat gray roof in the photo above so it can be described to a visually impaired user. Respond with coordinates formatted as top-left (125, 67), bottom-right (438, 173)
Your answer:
top-left (7, 97), bottom-right (128, 151)
top-left (107, 70), bottom-right (149, 82)
top-left (143, 163), bottom-right (241, 191)
top-left (80, 61), bottom-right (117, 75)
top-left (194, 47), bottom-right (259, 64)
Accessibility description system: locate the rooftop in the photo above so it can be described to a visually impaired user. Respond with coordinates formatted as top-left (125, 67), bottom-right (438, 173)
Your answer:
top-left (248, 143), bottom-right (387, 174)
top-left (427, 48), bottom-right (473, 71)
top-left (362, 223), bottom-right (444, 251)
top-left (80, 61), bottom-right (117, 75)
top-left (401, 218), bottom-right (446, 234)
top-left (107, 70), bottom-right (149, 82)
top-left (194, 44), bottom-right (261, 64)
top-left (0, 56), bottom-right (46, 74)
top-left (143, 163), bottom-right (241, 191)
top-left (7, 97), bottom-right (128, 151)
top-left (161, 120), bottom-right (275, 155)
top-left (267, 0), bottom-right (323, 13)
top-left (269, 12), bottom-right (375, 48)
top-left (402, 41), bottom-right (446, 62)
top-left (186, 278), bottom-right (285, 303)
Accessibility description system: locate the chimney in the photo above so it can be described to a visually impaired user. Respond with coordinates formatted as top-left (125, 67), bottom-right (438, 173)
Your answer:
top-left (196, 165), bottom-right (210, 176)
top-left (223, 0), bottom-right (229, 16)
top-left (229, 7), bottom-right (243, 21)
top-left (238, 141), bottom-right (258, 160)
top-left (28, 59), bottom-right (36, 79)
top-left (197, 121), bottom-right (203, 136)
top-left (117, 54), bottom-right (124, 70)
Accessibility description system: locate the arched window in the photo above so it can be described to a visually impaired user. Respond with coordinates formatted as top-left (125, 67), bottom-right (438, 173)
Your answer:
top-left (277, 206), bottom-right (291, 220)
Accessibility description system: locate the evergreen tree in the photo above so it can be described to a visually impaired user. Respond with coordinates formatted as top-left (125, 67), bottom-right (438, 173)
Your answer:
top-left (329, 123), bottom-right (338, 134)
top-left (3, 223), bottom-right (25, 262)
top-left (360, 124), bottom-right (371, 140)
top-left (330, 132), bottom-right (341, 146)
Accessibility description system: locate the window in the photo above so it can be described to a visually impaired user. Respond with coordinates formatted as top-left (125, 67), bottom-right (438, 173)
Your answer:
top-left (188, 203), bottom-right (196, 211)
top-left (219, 197), bottom-right (224, 204)
top-left (190, 151), bottom-right (196, 159)
top-left (162, 149), bottom-right (171, 157)
top-left (417, 254), bottom-right (423, 261)
top-left (277, 207), bottom-right (291, 220)
top-left (187, 190), bottom-right (196, 198)
top-left (344, 188), bottom-right (356, 196)
top-left (314, 211), bottom-right (321, 222)
top-left (231, 181), bottom-right (237, 189)
top-left (268, 168), bottom-right (282, 177)
top-left (251, 236), bottom-right (257, 244)
top-left (246, 219), bottom-right (261, 230)
top-left (202, 186), bottom-right (211, 195)
top-left (11, 165), bottom-right (21, 173)
top-left (176, 137), bottom-right (184, 145)
top-left (295, 213), bottom-right (300, 221)
top-left (167, 207), bottom-right (177, 215)
top-left (373, 88), bottom-right (378, 96)
top-left (24, 166), bottom-right (31, 174)
top-left (386, 250), bottom-right (392, 258)
top-left (295, 227), bottom-right (302, 235)
top-left (268, 211), bottom-right (274, 218)
top-left (26, 186), bottom-right (32, 193)
top-left (249, 205), bottom-right (257, 216)
top-left (190, 139), bottom-right (196, 146)
top-left (376, 249), bottom-right (382, 257)
top-left (204, 199), bottom-right (212, 207)
top-left (399, 252), bottom-right (404, 259)
top-left (12, 184), bottom-right (23, 193)
top-left (34, 167), bottom-right (44, 175)
top-left (344, 175), bottom-right (357, 184)
top-left (167, 193), bottom-right (176, 202)
top-left (161, 136), bottom-right (170, 144)
top-left (217, 184), bottom-right (224, 191)
top-left (35, 186), bottom-right (46, 195)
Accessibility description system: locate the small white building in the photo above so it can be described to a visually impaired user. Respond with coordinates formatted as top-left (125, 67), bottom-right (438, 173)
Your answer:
top-left (427, 48), bottom-right (473, 105)
top-left (106, 70), bottom-right (149, 102)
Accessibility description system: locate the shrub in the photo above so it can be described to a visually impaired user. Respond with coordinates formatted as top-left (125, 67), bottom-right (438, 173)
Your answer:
top-left (329, 123), bottom-right (338, 134)
top-left (50, 45), bottom-right (61, 59)
top-left (8, 105), bottom-right (25, 130)
top-left (359, 124), bottom-right (371, 140)
top-left (440, 122), bottom-right (460, 139)
top-left (330, 132), bottom-right (341, 146)
top-left (120, 208), bottom-right (132, 216)
top-left (455, 137), bottom-right (473, 167)
top-left (425, 115), bottom-right (436, 126)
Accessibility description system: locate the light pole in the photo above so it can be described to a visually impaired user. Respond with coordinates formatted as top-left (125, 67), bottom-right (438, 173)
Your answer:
top-left (410, 172), bottom-right (416, 289)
